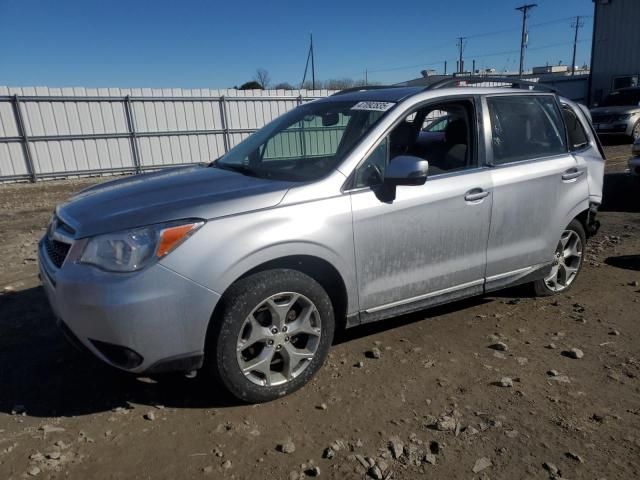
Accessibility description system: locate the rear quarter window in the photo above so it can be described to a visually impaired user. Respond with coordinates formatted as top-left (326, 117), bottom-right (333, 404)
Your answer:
top-left (487, 95), bottom-right (567, 165)
top-left (562, 106), bottom-right (589, 150)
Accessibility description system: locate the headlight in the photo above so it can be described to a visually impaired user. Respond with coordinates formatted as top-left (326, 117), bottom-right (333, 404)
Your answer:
top-left (80, 220), bottom-right (204, 272)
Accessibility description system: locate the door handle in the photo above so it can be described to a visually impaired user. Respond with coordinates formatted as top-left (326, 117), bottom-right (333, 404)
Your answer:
top-left (464, 188), bottom-right (490, 202)
top-left (562, 168), bottom-right (584, 181)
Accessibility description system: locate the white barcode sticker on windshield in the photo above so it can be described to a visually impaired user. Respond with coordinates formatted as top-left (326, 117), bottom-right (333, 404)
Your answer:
top-left (350, 101), bottom-right (395, 112)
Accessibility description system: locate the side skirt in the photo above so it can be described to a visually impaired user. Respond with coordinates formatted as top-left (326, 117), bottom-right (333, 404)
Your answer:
top-left (358, 281), bottom-right (484, 325)
top-left (484, 262), bottom-right (552, 294)
top-left (346, 262), bottom-right (553, 328)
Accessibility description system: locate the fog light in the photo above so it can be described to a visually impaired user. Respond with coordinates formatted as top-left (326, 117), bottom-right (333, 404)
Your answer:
top-left (90, 339), bottom-right (144, 369)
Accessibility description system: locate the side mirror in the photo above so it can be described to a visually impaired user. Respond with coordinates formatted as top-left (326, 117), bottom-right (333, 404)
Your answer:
top-left (373, 155), bottom-right (428, 203)
top-left (384, 155), bottom-right (429, 186)
top-left (322, 112), bottom-right (339, 126)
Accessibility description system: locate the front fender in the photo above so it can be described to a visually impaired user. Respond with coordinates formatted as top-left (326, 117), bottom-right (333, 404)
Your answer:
top-left (161, 195), bottom-right (359, 315)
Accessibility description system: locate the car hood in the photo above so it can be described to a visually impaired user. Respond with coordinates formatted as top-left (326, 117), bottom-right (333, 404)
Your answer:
top-left (590, 106), bottom-right (640, 115)
top-left (57, 165), bottom-right (292, 238)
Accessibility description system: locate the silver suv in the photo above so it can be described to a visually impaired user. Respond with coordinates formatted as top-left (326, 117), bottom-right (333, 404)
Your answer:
top-left (39, 80), bottom-right (605, 403)
top-left (591, 87), bottom-right (640, 141)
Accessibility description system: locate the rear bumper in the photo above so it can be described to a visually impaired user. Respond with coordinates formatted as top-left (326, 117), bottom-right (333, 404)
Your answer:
top-left (586, 202), bottom-right (601, 236)
top-left (38, 238), bottom-right (220, 374)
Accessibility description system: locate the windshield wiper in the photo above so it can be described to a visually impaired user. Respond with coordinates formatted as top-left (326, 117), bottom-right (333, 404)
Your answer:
top-left (212, 163), bottom-right (259, 177)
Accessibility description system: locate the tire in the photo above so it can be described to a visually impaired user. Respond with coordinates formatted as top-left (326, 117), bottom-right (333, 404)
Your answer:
top-left (533, 219), bottom-right (586, 297)
top-left (632, 120), bottom-right (640, 142)
top-left (205, 269), bottom-right (335, 403)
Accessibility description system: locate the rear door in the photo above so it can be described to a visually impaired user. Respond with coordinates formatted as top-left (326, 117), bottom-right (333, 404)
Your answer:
top-left (562, 103), bottom-right (605, 205)
top-left (483, 94), bottom-right (589, 290)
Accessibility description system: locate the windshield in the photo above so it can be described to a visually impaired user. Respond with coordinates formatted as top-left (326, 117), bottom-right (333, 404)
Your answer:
top-left (603, 89), bottom-right (640, 107)
top-left (213, 100), bottom-right (394, 181)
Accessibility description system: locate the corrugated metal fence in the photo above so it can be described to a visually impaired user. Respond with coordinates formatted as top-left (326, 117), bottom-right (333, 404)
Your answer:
top-left (0, 87), bottom-right (334, 182)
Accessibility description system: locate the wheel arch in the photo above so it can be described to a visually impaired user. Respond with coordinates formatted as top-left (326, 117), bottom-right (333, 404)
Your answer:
top-left (562, 199), bottom-right (590, 239)
top-left (238, 255), bottom-right (349, 327)
top-left (205, 254), bottom-right (352, 358)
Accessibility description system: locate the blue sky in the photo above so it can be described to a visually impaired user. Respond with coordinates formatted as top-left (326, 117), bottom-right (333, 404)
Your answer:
top-left (0, 0), bottom-right (594, 88)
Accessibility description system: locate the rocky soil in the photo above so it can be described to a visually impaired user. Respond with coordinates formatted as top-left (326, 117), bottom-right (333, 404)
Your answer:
top-left (0, 144), bottom-right (639, 479)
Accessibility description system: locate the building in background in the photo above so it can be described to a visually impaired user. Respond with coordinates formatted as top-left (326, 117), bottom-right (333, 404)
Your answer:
top-left (589, 0), bottom-right (640, 105)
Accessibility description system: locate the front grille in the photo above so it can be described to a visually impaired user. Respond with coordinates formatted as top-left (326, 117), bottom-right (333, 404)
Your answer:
top-left (592, 114), bottom-right (613, 124)
top-left (44, 236), bottom-right (71, 268)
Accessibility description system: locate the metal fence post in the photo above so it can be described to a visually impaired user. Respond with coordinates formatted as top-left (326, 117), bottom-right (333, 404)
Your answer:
top-left (219, 95), bottom-right (230, 153)
top-left (124, 95), bottom-right (142, 174)
top-left (297, 94), bottom-right (306, 158)
top-left (12, 95), bottom-right (37, 182)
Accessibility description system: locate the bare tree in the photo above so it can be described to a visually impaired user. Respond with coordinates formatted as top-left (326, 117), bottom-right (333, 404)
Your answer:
top-left (254, 69), bottom-right (271, 89)
top-left (302, 78), bottom-right (368, 91)
top-left (273, 82), bottom-right (294, 90)
top-left (301, 80), bottom-right (321, 90)
top-left (324, 78), bottom-right (356, 90)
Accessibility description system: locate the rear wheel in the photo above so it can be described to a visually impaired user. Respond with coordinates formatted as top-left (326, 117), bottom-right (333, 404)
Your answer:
top-left (205, 269), bottom-right (334, 403)
top-left (533, 219), bottom-right (586, 296)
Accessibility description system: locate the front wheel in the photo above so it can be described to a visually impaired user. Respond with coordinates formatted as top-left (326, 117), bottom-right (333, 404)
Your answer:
top-left (205, 269), bottom-right (335, 403)
top-left (632, 120), bottom-right (640, 142)
top-left (533, 219), bottom-right (586, 296)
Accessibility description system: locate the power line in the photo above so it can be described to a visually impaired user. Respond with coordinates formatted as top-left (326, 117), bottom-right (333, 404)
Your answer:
top-left (358, 12), bottom-right (593, 79)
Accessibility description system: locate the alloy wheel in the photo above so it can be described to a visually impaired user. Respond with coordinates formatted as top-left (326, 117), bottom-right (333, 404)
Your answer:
top-left (544, 229), bottom-right (583, 292)
top-left (236, 292), bottom-right (321, 387)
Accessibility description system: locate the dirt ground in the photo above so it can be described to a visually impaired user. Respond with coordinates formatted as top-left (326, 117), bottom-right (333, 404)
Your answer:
top-left (0, 143), bottom-right (639, 480)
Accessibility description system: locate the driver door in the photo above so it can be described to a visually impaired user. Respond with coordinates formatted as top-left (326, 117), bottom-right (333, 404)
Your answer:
top-left (349, 98), bottom-right (493, 318)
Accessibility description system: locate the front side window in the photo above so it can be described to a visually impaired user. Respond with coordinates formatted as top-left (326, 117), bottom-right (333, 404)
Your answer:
top-left (603, 88), bottom-right (640, 107)
top-left (214, 100), bottom-right (392, 181)
top-left (354, 100), bottom-right (477, 188)
top-left (612, 75), bottom-right (639, 91)
top-left (487, 95), bottom-right (566, 165)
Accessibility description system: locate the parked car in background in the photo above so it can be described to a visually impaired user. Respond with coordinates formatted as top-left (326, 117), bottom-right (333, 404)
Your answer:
top-left (629, 137), bottom-right (640, 177)
top-left (39, 81), bottom-right (605, 403)
top-left (591, 87), bottom-right (640, 141)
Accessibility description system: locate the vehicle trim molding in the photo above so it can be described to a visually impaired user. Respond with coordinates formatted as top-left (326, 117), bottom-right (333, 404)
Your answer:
top-left (364, 278), bottom-right (485, 314)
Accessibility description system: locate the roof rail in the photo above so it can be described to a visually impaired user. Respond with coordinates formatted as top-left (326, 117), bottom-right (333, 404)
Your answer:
top-left (425, 76), bottom-right (558, 94)
top-left (331, 85), bottom-right (402, 96)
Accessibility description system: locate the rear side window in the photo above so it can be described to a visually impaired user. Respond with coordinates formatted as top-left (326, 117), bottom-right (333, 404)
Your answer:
top-left (487, 95), bottom-right (567, 165)
top-left (562, 106), bottom-right (589, 150)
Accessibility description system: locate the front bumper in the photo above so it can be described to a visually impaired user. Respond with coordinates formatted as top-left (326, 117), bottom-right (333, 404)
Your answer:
top-left (593, 121), bottom-right (635, 136)
top-left (38, 238), bottom-right (220, 374)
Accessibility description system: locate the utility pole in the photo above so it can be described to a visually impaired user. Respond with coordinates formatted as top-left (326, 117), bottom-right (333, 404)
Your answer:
top-left (310, 33), bottom-right (316, 90)
top-left (457, 37), bottom-right (465, 74)
top-left (364, 69), bottom-right (368, 85)
top-left (301, 33), bottom-right (317, 89)
top-left (571, 15), bottom-right (584, 76)
top-left (444, 60), bottom-right (447, 75)
top-left (516, 3), bottom-right (537, 76)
